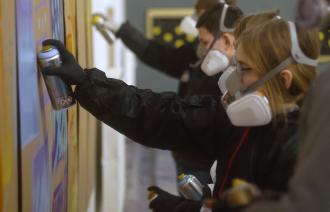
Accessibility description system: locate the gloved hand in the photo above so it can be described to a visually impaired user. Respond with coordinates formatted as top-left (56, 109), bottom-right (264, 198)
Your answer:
top-left (41, 39), bottom-right (87, 85)
top-left (173, 200), bottom-right (201, 212)
top-left (148, 186), bottom-right (184, 212)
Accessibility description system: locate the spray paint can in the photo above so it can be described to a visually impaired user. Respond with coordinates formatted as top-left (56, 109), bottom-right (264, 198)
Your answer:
top-left (178, 174), bottom-right (203, 201)
top-left (38, 45), bottom-right (75, 110)
top-left (92, 13), bottom-right (116, 44)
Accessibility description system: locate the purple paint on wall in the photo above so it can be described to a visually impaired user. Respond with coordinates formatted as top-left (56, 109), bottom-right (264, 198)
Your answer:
top-left (52, 168), bottom-right (68, 212)
top-left (33, 138), bottom-right (51, 212)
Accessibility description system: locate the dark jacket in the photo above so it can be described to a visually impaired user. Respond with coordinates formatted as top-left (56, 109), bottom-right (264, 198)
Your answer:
top-left (242, 68), bottom-right (330, 212)
top-left (75, 68), bottom-right (298, 195)
top-left (116, 22), bottom-right (222, 170)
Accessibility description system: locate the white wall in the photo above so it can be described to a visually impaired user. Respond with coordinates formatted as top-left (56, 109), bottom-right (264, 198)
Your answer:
top-left (91, 0), bottom-right (136, 211)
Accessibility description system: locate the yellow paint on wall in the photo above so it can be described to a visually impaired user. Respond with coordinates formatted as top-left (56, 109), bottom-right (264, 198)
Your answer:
top-left (0, 0), bottom-right (14, 210)
top-left (0, 0), bottom-right (3, 146)
top-left (0, 165), bottom-right (2, 212)
top-left (64, 0), bottom-right (79, 211)
top-left (0, 0), bottom-right (13, 187)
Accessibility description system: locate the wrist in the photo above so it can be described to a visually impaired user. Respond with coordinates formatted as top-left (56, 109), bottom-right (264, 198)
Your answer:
top-left (75, 69), bottom-right (88, 85)
top-left (115, 21), bottom-right (129, 37)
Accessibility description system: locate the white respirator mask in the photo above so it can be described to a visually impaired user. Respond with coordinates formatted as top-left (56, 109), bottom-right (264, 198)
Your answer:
top-left (200, 4), bottom-right (235, 76)
top-left (219, 21), bottom-right (318, 127)
top-left (180, 15), bottom-right (199, 37)
top-left (201, 49), bottom-right (230, 76)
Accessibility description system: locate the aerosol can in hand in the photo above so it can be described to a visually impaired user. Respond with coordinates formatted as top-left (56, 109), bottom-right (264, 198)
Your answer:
top-left (178, 174), bottom-right (204, 201)
top-left (38, 45), bottom-right (75, 110)
top-left (92, 13), bottom-right (116, 44)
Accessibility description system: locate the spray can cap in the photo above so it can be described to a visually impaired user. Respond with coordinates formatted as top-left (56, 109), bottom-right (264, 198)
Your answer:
top-left (92, 14), bottom-right (105, 25)
top-left (178, 173), bottom-right (186, 181)
top-left (38, 45), bottom-right (59, 59)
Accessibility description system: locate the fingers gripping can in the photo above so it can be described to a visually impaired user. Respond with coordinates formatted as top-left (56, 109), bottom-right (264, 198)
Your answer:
top-left (178, 174), bottom-right (203, 201)
top-left (38, 45), bottom-right (75, 110)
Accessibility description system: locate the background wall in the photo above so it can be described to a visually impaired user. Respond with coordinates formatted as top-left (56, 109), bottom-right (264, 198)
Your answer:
top-left (91, 1), bottom-right (135, 212)
top-left (126, 0), bottom-right (195, 92)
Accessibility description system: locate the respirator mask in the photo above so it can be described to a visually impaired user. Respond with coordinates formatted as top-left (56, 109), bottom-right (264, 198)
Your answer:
top-left (199, 4), bottom-right (235, 76)
top-left (218, 21), bottom-right (318, 127)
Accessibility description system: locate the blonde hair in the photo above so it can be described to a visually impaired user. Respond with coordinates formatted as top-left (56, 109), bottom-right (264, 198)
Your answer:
top-left (238, 19), bottom-right (320, 120)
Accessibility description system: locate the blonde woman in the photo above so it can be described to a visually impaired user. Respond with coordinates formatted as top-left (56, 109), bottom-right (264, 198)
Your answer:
top-left (41, 18), bottom-right (319, 212)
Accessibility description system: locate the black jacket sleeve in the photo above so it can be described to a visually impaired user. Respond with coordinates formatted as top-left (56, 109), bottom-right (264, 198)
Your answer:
top-left (116, 22), bottom-right (198, 79)
top-left (75, 68), bottom-right (234, 158)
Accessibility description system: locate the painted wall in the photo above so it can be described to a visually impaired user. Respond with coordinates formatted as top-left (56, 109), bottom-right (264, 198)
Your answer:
top-left (0, 0), bottom-right (18, 211)
top-left (0, 0), bottom-right (98, 211)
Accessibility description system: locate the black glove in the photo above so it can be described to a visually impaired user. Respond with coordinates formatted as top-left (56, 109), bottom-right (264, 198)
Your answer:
top-left (172, 185), bottom-right (211, 212)
top-left (210, 198), bottom-right (245, 212)
top-left (41, 39), bottom-right (87, 85)
top-left (173, 200), bottom-right (201, 212)
top-left (148, 186), bottom-right (184, 212)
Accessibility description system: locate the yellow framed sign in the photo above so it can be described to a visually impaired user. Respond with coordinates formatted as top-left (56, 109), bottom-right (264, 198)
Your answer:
top-left (146, 8), bottom-right (197, 48)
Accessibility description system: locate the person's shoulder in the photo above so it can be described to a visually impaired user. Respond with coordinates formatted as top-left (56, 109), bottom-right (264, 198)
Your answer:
top-left (312, 69), bottom-right (330, 95)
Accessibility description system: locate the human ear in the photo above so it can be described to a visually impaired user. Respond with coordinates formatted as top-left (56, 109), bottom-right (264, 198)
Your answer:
top-left (221, 33), bottom-right (236, 57)
top-left (280, 69), bottom-right (293, 89)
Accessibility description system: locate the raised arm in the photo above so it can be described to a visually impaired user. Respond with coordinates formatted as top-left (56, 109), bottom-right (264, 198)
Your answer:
top-left (74, 68), bottom-right (231, 158)
top-left (116, 22), bottom-right (198, 79)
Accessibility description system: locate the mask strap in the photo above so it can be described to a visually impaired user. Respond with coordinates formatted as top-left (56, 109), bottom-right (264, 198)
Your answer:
top-left (242, 57), bottom-right (294, 94)
top-left (288, 21), bottom-right (318, 67)
top-left (220, 4), bottom-right (235, 33)
top-left (190, 3), bottom-right (233, 68)
top-left (190, 36), bottom-right (219, 68)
